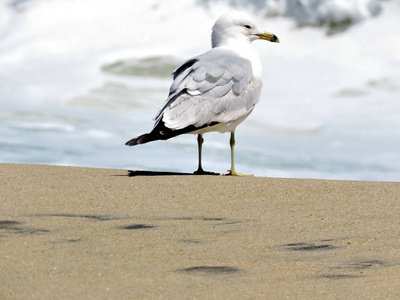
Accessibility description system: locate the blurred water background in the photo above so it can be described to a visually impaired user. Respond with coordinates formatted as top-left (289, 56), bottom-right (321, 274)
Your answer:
top-left (1, 0), bottom-right (400, 181)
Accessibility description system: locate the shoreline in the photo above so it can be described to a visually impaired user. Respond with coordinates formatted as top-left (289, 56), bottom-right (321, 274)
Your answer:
top-left (1, 163), bottom-right (400, 299)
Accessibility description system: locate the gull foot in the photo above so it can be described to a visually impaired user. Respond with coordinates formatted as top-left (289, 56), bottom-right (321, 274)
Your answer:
top-left (223, 170), bottom-right (253, 177)
top-left (193, 169), bottom-right (220, 176)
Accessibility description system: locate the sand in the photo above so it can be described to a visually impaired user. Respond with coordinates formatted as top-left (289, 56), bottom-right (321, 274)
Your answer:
top-left (1, 163), bottom-right (400, 299)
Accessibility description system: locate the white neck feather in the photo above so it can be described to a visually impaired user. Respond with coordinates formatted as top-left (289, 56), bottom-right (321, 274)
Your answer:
top-left (217, 41), bottom-right (262, 79)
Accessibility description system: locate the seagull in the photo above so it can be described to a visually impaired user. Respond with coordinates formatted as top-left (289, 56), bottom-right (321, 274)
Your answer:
top-left (125, 11), bottom-right (279, 175)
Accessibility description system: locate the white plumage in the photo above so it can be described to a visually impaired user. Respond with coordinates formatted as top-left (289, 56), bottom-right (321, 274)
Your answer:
top-left (126, 11), bottom-right (279, 175)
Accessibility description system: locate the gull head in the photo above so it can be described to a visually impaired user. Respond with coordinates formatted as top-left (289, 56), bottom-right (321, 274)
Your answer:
top-left (211, 11), bottom-right (279, 48)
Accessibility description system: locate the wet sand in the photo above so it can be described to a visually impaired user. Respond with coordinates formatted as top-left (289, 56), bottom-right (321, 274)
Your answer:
top-left (1, 163), bottom-right (400, 299)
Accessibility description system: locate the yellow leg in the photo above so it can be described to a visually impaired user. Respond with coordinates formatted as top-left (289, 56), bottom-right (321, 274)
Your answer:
top-left (224, 132), bottom-right (253, 176)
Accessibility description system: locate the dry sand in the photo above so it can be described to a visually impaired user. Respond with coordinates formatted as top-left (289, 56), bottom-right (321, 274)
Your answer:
top-left (1, 163), bottom-right (400, 299)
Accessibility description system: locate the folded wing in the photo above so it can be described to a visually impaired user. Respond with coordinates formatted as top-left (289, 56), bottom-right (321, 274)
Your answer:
top-left (154, 48), bottom-right (262, 131)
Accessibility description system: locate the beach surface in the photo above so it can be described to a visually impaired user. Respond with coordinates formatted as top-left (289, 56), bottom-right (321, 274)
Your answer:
top-left (1, 163), bottom-right (400, 299)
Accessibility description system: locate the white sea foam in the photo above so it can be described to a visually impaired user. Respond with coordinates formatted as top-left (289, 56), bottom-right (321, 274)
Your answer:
top-left (0, 0), bottom-right (399, 180)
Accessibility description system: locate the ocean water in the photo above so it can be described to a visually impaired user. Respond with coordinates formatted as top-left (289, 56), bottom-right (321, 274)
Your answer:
top-left (1, 0), bottom-right (400, 181)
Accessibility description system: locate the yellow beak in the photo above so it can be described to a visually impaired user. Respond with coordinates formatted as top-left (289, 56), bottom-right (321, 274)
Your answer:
top-left (256, 32), bottom-right (280, 43)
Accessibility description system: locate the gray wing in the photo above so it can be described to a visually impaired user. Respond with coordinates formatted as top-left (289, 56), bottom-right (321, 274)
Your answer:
top-left (154, 48), bottom-right (262, 130)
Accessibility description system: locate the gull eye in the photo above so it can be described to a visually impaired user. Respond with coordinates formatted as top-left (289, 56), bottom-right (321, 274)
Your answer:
top-left (244, 25), bottom-right (252, 29)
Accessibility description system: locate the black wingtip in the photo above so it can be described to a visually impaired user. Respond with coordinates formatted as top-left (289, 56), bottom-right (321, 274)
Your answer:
top-left (125, 139), bottom-right (138, 146)
top-left (125, 133), bottom-right (151, 146)
top-left (125, 121), bottom-right (220, 147)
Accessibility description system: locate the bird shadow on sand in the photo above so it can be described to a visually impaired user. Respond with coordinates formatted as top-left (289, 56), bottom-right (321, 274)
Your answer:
top-left (126, 170), bottom-right (220, 177)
